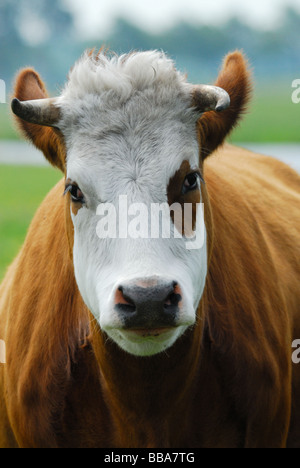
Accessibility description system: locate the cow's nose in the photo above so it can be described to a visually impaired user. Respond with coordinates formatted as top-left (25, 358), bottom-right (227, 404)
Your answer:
top-left (114, 279), bottom-right (182, 330)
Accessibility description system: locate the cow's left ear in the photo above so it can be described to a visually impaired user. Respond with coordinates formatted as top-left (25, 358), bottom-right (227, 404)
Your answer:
top-left (196, 51), bottom-right (252, 160)
top-left (11, 68), bottom-right (66, 173)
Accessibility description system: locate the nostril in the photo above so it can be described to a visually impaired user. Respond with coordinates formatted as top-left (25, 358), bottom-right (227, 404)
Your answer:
top-left (164, 282), bottom-right (182, 310)
top-left (164, 292), bottom-right (181, 310)
top-left (116, 286), bottom-right (136, 314)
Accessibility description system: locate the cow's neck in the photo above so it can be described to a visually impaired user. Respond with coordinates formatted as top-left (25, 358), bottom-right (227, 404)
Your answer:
top-left (90, 317), bottom-right (203, 447)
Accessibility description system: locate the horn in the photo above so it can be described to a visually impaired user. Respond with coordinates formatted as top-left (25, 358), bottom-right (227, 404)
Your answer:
top-left (11, 97), bottom-right (61, 127)
top-left (192, 85), bottom-right (230, 113)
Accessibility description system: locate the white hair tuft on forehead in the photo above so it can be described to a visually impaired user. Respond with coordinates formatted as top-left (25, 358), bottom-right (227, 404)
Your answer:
top-left (61, 49), bottom-right (189, 104)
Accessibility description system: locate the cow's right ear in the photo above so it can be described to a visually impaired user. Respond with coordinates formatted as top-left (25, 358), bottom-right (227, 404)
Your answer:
top-left (12, 68), bottom-right (66, 173)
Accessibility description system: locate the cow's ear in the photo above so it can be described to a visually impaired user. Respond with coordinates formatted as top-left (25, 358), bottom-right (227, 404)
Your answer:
top-left (12, 68), bottom-right (65, 173)
top-left (197, 51), bottom-right (252, 160)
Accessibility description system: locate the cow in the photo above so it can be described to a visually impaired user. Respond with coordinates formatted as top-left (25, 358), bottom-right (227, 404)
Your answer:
top-left (0, 49), bottom-right (299, 448)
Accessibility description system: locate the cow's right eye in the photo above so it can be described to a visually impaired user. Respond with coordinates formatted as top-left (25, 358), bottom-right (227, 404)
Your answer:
top-left (64, 183), bottom-right (85, 204)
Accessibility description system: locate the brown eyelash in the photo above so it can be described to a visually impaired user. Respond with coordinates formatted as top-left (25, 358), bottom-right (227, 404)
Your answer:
top-left (195, 170), bottom-right (205, 184)
top-left (63, 185), bottom-right (73, 197)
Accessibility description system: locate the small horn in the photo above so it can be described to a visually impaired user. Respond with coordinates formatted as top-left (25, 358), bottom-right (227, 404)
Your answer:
top-left (11, 97), bottom-right (61, 127)
top-left (192, 85), bottom-right (230, 113)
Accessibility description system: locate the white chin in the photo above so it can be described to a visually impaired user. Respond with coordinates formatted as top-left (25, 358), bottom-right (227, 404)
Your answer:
top-left (105, 326), bottom-right (188, 357)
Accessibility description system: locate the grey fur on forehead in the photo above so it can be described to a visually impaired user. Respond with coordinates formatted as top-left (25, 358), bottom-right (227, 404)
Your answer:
top-left (60, 50), bottom-right (193, 107)
top-left (60, 49), bottom-right (201, 177)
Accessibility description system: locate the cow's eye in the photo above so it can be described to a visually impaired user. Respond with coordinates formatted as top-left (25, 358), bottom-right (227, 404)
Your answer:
top-left (182, 172), bottom-right (200, 194)
top-left (64, 184), bottom-right (85, 203)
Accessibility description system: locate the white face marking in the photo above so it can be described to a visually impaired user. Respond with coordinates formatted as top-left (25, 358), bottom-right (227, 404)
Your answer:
top-left (60, 51), bottom-right (208, 356)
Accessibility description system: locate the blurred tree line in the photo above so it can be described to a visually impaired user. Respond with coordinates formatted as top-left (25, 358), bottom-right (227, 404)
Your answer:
top-left (1, 0), bottom-right (300, 91)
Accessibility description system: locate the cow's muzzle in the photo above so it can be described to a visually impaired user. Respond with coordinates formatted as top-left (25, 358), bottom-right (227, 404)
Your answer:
top-left (114, 277), bottom-right (182, 331)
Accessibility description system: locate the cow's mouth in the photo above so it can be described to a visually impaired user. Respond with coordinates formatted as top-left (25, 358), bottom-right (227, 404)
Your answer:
top-left (126, 327), bottom-right (174, 337)
top-left (103, 322), bottom-right (191, 356)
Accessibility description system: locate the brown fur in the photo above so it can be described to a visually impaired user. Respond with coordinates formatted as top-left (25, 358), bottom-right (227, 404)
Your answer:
top-left (0, 51), bottom-right (299, 448)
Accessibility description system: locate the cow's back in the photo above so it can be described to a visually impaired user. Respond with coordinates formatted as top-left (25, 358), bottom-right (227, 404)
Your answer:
top-left (205, 144), bottom-right (300, 322)
top-left (204, 144), bottom-right (300, 447)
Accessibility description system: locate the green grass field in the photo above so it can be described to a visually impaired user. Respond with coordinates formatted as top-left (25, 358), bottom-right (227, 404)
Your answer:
top-left (229, 85), bottom-right (300, 143)
top-left (0, 165), bottom-right (62, 281)
top-left (0, 104), bottom-right (19, 140)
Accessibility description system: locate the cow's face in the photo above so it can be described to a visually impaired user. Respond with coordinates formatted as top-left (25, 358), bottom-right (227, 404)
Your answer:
top-left (59, 52), bottom-right (215, 356)
top-left (12, 50), bottom-right (250, 356)
top-left (64, 115), bottom-right (207, 356)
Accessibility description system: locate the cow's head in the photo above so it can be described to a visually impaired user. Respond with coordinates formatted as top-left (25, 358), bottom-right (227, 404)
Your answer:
top-left (12, 50), bottom-right (251, 356)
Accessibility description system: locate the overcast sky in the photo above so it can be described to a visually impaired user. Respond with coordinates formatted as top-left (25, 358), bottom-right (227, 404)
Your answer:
top-left (63, 0), bottom-right (300, 37)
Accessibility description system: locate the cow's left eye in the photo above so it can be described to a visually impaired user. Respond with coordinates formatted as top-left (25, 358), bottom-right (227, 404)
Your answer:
top-left (182, 173), bottom-right (200, 194)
